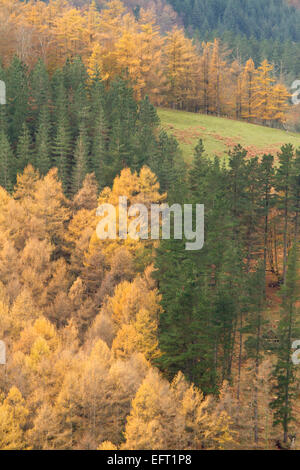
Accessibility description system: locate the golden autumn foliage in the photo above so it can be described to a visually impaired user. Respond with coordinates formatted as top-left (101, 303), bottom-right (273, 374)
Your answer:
top-left (1, 161), bottom-right (299, 450)
top-left (0, 0), bottom-right (290, 123)
top-left (88, 166), bottom-right (165, 262)
top-left (0, 387), bottom-right (29, 450)
top-left (0, 164), bottom-right (243, 450)
top-left (122, 369), bottom-right (236, 450)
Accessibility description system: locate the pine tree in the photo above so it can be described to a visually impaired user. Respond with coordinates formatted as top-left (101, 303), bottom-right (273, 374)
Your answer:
top-left (0, 127), bottom-right (13, 190)
top-left (6, 56), bottom-right (29, 144)
top-left (53, 116), bottom-right (72, 193)
top-left (258, 154), bottom-right (275, 292)
top-left (16, 123), bottom-right (33, 173)
top-left (72, 124), bottom-right (89, 195)
top-left (63, 57), bottom-right (89, 132)
top-left (149, 130), bottom-right (180, 199)
top-left (35, 105), bottom-right (52, 175)
top-left (270, 245), bottom-right (299, 443)
top-left (90, 103), bottom-right (108, 188)
top-left (292, 150), bottom-right (300, 241)
top-left (106, 78), bottom-right (137, 177)
top-left (275, 144), bottom-right (295, 283)
top-left (189, 139), bottom-right (208, 198)
top-left (29, 59), bottom-right (51, 127)
top-left (0, 387), bottom-right (29, 450)
top-left (134, 96), bottom-right (160, 169)
top-left (243, 264), bottom-right (268, 444)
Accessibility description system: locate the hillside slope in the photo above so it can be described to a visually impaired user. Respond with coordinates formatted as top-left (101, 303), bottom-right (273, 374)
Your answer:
top-left (158, 108), bottom-right (300, 162)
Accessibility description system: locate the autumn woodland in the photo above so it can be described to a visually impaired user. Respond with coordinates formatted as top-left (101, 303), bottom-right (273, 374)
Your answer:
top-left (0, 0), bottom-right (300, 451)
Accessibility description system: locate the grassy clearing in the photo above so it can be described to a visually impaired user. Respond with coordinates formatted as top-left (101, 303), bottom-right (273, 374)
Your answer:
top-left (158, 108), bottom-right (300, 163)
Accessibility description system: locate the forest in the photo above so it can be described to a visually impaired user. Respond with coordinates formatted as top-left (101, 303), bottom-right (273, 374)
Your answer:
top-left (0, 0), bottom-right (291, 123)
top-left (168, 0), bottom-right (300, 80)
top-left (0, 0), bottom-right (299, 452)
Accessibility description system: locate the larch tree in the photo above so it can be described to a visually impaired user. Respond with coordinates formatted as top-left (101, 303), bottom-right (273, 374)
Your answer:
top-left (253, 60), bottom-right (275, 124)
top-left (241, 58), bottom-right (256, 121)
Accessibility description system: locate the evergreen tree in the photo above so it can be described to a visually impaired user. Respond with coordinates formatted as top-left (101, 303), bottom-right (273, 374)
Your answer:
top-left (189, 139), bottom-right (209, 200)
top-left (270, 245), bottom-right (299, 443)
top-left (150, 130), bottom-right (179, 199)
top-left (6, 56), bottom-right (29, 143)
top-left (134, 96), bottom-right (160, 169)
top-left (90, 103), bottom-right (108, 188)
top-left (63, 57), bottom-right (89, 133)
top-left (258, 154), bottom-right (275, 292)
top-left (35, 105), bottom-right (52, 175)
top-left (29, 59), bottom-right (51, 128)
top-left (275, 144), bottom-right (295, 283)
top-left (16, 123), bottom-right (33, 173)
top-left (53, 116), bottom-right (72, 193)
top-left (0, 128), bottom-right (13, 190)
top-left (72, 125), bottom-right (90, 195)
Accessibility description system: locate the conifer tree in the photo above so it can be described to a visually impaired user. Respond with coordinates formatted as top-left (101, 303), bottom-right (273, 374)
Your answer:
top-left (29, 59), bottom-right (51, 127)
top-left (16, 123), bottom-right (33, 173)
top-left (0, 387), bottom-right (29, 450)
top-left (6, 56), bottom-right (29, 143)
top-left (0, 127), bottom-right (13, 190)
top-left (106, 79), bottom-right (137, 176)
top-left (189, 139), bottom-right (208, 199)
top-left (164, 27), bottom-right (199, 110)
top-left (243, 264), bottom-right (268, 443)
top-left (258, 154), bottom-right (275, 292)
top-left (53, 116), bottom-right (72, 193)
top-left (90, 103), bottom-right (108, 188)
top-left (241, 58), bottom-right (256, 121)
top-left (134, 96), bottom-right (160, 169)
top-left (275, 144), bottom-right (295, 283)
top-left (150, 130), bottom-right (179, 199)
top-left (270, 245), bottom-right (299, 443)
top-left (35, 105), bottom-right (52, 175)
top-left (292, 150), bottom-right (300, 241)
top-left (72, 125), bottom-right (90, 195)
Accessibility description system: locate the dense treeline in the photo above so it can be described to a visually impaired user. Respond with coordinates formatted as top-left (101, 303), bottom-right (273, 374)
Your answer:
top-left (168, 0), bottom-right (300, 80)
top-left (0, 53), bottom-right (290, 198)
top-left (0, 0), bottom-right (300, 452)
top-left (0, 162), bottom-right (239, 450)
top-left (0, 62), bottom-right (299, 446)
top-left (156, 141), bottom-right (300, 445)
top-left (0, 0), bottom-right (290, 124)
top-left (168, 0), bottom-right (300, 41)
top-left (0, 56), bottom-right (181, 196)
top-left (0, 141), bottom-right (299, 449)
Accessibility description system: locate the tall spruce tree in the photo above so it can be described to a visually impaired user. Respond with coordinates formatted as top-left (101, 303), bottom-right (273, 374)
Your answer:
top-left (29, 59), bottom-right (51, 129)
top-left (90, 103), bottom-right (108, 188)
top-left (275, 144), bottom-right (295, 284)
top-left (72, 124), bottom-right (90, 195)
top-left (16, 123), bottom-right (33, 173)
top-left (134, 96), bottom-right (160, 169)
top-left (258, 154), bottom-right (275, 293)
top-left (53, 116), bottom-right (72, 194)
top-left (6, 56), bottom-right (29, 144)
top-left (35, 105), bottom-right (52, 175)
top-left (0, 128), bottom-right (13, 190)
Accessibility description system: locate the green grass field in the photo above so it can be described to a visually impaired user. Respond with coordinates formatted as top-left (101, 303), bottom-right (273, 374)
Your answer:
top-left (158, 108), bottom-right (300, 163)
